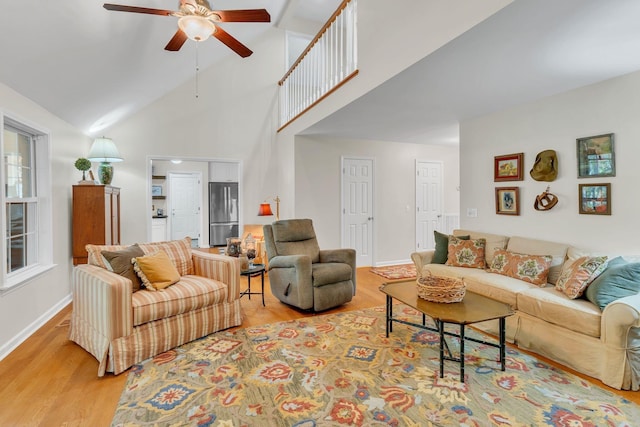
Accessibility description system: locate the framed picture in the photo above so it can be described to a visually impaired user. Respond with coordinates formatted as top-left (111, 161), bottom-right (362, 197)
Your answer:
top-left (579, 183), bottom-right (611, 215)
top-left (151, 185), bottom-right (162, 196)
top-left (495, 187), bottom-right (520, 215)
top-left (577, 133), bottom-right (615, 178)
top-left (494, 153), bottom-right (524, 182)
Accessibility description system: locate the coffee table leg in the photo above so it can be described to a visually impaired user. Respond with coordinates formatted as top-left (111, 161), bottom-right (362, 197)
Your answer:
top-left (385, 295), bottom-right (391, 337)
top-left (459, 325), bottom-right (465, 382)
top-left (500, 317), bottom-right (506, 370)
top-left (439, 321), bottom-right (445, 378)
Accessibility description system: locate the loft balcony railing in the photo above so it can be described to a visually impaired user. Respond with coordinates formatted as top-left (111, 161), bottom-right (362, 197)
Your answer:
top-left (278, 0), bottom-right (358, 131)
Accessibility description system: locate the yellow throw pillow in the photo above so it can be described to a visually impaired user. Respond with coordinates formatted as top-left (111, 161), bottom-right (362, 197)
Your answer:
top-left (132, 250), bottom-right (181, 291)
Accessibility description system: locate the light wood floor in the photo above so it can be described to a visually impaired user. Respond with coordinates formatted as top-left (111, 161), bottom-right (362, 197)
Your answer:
top-left (1, 267), bottom-right (637, 426)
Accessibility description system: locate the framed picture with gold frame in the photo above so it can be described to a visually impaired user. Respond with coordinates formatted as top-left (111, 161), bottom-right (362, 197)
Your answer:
top-left (579, 183), bottom-right (611, 215)
top-left (577, 133), bottom-right (615, 178)
top-left (494, 153), bottom-right (524, 182)
top-left (495, 187), bottom-right (520, 215)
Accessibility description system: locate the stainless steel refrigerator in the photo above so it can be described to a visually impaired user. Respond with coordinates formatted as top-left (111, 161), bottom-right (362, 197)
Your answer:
top-left (208, 182), bottom-right (239, 246)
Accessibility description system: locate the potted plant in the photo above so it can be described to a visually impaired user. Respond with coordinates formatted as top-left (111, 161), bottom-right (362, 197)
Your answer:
top-left (75, 158), bottom-right (94, 185)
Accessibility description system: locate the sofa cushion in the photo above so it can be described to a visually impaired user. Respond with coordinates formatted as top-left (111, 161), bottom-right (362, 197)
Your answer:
top-left (131, 275), bottom-right (228, 325)
top-left (101, 244), bottom-right (145, 291)
top-left (585, 257), bottom-right (640, 310)
top-left (446, 236), bottom-right (486, 269)
top-left (506, 236), bottom-right (569, 284)
top-left (454, 229), bottom-right (508, 265)
top-left (433, 231), bottom-right (469, 264)
top-left (555, 255), bottom-right (608, 299)
top-left (488, 249), bottom-right (552, 286)
top-left (424, 263), bottom-right (489, 281)
top-left (133, 250), bottom-right (181, 291)
top-left (464, 272), bottom-right (537, 307)
top-left (138, 237), bottom-right (194, 276)
top-left (517, 287), bottom-right (602, 338)
top-left (312, 262), bottom-right (352, 287)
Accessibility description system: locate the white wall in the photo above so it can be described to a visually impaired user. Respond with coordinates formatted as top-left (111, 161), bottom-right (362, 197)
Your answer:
top-left (295, 135), bottom-right (459, 264)
top-left (104, 29), bottom-right (284, 244)
top-left (0, 82), bottom-right (90, 359)
top-left (460, 70), bottom-right (640, 253)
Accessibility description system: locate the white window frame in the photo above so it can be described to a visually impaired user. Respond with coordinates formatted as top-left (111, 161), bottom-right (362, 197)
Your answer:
top-left (0, 113), bottom-right (54, 293)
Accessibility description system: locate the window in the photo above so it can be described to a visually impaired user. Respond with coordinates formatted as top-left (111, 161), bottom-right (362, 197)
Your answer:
top-left (1, 115), bottom-right (53, 291)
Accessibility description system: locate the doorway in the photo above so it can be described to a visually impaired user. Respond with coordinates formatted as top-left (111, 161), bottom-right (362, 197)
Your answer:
top-left (341, 157), bottom-right (374, 267)
top-left (415, 160), bottom-right (443, 251)
top-left (168, 172), bottom-right (202, 245)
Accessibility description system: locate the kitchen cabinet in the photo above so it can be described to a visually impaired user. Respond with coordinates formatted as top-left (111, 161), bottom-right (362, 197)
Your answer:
top-left (151, 217), bottom-right (168, 242)
top-left (72, 185), bottom-right (120, 265)
top-left (209, 161), bottom-right (238, 182)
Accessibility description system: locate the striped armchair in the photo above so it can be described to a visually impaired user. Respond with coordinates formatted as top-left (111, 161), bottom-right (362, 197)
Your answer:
top-left (69, 237), bottom-right (242, 376)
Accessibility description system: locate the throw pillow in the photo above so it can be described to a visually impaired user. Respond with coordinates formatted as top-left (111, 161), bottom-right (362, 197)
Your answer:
top-left (433, 231), bottom-right (469, 264)
top-left (488, 249), bottom-right (552, 286)
top-left (445, 236), bottom-right (486, 269)
top-left (555, 255), bottom-right (608, 299)
top-left (585, 257), bottom-right (640, 310)
top-left (101, 244), bottom-right (145, 292)
top-left (137, 237), bottom-right (194, 276)
top-left (132, 250), bottom-right (181, 291)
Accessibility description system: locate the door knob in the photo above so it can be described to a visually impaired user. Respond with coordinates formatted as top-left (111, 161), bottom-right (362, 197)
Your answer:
top-left (368, 217), bottom-right (373, 220)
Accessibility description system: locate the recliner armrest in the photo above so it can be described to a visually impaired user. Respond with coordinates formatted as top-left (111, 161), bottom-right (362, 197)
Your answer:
top-left (269, 254), bottom-right (312, 270)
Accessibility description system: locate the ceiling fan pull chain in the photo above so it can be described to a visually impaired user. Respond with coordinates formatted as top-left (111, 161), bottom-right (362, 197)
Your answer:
top-left (195, 42), bottom-right (200, 99)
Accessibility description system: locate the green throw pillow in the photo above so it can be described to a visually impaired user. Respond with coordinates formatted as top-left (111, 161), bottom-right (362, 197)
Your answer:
top-left (585, 257), bottom-right (640, 310)
top-left (432, 231), bottom-right (470, 264)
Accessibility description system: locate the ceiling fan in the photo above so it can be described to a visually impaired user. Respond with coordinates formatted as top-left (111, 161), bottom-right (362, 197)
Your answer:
top-left (103, 0), bottom-right (270, 57)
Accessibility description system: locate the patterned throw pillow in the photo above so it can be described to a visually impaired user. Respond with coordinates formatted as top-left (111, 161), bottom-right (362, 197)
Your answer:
top-left (555, 255), bottom-right (608, 299)
top-left (488, 249), bottom-right (553, 286)
top-left (445, 236), bottom-right (486, 269)
top-left (432, 231), bottom-right (470, 264)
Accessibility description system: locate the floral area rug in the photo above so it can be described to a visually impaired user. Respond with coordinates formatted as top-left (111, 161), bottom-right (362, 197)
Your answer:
top-left (112, 305), bottom-right (639, 426)
top-left (369, 264), bottom-right (416, 280)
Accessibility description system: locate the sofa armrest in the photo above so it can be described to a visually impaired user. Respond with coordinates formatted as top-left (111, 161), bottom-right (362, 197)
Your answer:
top-left (192, 251), bottom-right (241, 302)
top-left (411, 250), bottom-right (435, 279)
top-left (70, 264), bottom-right (134, 376)
top-left (602, 294), bottom-right (640, 347)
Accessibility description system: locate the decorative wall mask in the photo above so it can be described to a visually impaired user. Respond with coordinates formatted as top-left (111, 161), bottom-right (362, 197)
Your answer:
top-left (530, 149), bottom-right (558, 182)
top-left (534, 186), bottom-right (558, 211)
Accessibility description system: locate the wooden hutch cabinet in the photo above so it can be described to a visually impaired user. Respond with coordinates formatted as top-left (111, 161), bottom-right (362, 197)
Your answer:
top-left (72, 185), bottom-right (120, 265)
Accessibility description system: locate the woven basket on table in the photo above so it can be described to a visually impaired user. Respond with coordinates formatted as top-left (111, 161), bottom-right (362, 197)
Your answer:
top-left (417, 272), bottom-right (466, 303)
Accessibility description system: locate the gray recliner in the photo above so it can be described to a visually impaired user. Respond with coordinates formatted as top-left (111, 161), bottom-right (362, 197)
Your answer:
top-left (263, 219), bottom-right (356, 312)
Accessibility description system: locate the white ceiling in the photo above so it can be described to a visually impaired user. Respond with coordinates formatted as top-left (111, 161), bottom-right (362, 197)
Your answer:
top-left (2, 1), bottom-right (640, 142)
top-left (0, 0), bottom-right (339, 135)
top-left (302, 0), bottom-right (640, 145)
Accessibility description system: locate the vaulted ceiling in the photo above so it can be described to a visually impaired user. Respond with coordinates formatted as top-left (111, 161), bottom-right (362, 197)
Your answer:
top-left (0, 0), bottom-right (339, 135)
top-left (2, 1), bottom-right (640, 144)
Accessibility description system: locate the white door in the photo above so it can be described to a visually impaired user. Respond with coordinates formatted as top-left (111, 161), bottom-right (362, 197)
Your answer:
top-left (342, 157), bottom-right (374, 267)
top-left (168, 172), bottom-right (201, 242)
top-left (416, 161), bottom-right (443, 251)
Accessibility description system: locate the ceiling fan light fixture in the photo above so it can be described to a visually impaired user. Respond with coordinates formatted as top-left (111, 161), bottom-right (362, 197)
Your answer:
top-left (178, 15), bottom-right (215, 42)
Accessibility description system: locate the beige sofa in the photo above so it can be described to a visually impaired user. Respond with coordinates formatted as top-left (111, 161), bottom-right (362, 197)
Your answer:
top-left (69, 237), bottom-right (242, 376)
top-left (411, 229), bottom-right (640, 391)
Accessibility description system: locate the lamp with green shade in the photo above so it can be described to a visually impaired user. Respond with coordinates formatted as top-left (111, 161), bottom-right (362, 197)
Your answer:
top-left (87, 137), bottom-right (123, 185)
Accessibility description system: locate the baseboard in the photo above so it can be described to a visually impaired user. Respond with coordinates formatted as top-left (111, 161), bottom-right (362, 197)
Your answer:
top-left (0, 293), bottom-right (72, 362)
top-left (373, 259), bottom-right (412, 268)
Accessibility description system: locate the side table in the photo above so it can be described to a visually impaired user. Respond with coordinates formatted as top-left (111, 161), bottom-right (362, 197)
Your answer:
top-left (240, 263), bottom-right (266, 306)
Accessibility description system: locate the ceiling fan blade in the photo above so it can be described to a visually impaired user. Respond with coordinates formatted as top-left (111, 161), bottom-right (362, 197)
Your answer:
top-left (165, 29), bottom-right (188, 51)
top-left (103, 3), bottom-right (174, 16)
top-left (213, 25), bottom-right (253, 58)
top-left (213, 9), bottom-right (270, 23)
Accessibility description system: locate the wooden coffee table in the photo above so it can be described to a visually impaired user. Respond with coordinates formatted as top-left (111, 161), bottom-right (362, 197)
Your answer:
top-left (380, 279), bottom-right (514, 382)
